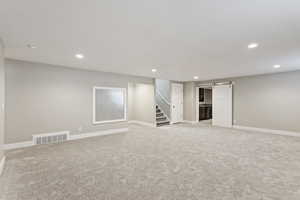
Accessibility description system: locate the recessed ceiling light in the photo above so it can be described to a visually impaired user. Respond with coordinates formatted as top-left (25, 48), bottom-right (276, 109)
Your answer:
top-left (27, 44), bottom-right (37, 49)
top-left (193, 76), bottom-right (199, 80)
top-left (273, 65), bottom-right (281, 69)
top-left (248, 43), bottom-right (259, 49)
top-left (152, 69), bottom-right (157, 73)
top-left (75, 54), bottom-right (84, 59)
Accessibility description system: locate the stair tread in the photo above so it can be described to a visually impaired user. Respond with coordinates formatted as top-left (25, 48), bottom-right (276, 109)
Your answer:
top-left (156, 121), bottom-right (170, 127)
top-left (155, 105), bottom-right (169, 126)
top-left (156, 116), bottom-right (167, 119)
top-left (157, 120), bottom-right (170, 124)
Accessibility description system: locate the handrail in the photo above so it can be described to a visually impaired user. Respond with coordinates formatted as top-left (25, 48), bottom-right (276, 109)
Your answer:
top-left (156, 90), bottom-right (171, 106)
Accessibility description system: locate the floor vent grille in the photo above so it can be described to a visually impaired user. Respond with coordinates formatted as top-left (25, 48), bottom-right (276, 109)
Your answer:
top-left (33, 131), bottom-right (70, 145)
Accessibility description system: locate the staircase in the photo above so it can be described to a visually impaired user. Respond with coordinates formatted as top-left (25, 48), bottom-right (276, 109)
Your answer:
top-left (156, 105), bottom-right (170, 127)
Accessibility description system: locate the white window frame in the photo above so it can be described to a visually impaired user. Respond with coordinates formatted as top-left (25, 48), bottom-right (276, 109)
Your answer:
top-left (93, 86), bottom-right (127, 124)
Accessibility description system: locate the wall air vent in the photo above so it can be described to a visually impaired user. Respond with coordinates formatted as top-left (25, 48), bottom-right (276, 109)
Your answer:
top-left (33, 131), bottom-right (70, 145)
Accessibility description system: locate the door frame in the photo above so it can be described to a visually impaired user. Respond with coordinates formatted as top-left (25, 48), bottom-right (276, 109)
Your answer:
top-left (171, 83), bottom-right (183, 124)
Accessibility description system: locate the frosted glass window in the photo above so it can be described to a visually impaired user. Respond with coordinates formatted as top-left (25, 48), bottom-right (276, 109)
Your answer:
top-left (93, 87), bottom-right (126, 124)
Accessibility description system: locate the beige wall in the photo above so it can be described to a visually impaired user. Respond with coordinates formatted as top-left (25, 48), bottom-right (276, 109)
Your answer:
top-left (5, 59), bottom-right (154, 143)
top-left (128, 83), bottom-right (156, 124)
top-left (232, 71), bottom-right (300, 132)
top-left (6, 58), bottom-right (300, 145)
top-left (0, 40), bottom-right (4, 160)
top-left (127, 83), bottom-right (135, 121)
top-left (191, 71), bottom-right (300, 132)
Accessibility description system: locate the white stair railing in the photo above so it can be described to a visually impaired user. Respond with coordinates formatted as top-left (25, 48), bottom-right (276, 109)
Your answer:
top-left (155, 90), bottom-right (171, 119)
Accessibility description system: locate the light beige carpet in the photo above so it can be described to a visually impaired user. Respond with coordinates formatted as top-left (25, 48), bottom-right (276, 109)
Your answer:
top-left (1, 124), bottom-right (300, 200)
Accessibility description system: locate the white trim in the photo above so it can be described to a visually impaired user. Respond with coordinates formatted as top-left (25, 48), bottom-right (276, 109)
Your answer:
top-left (195, 86), bottom-right (199, 122)
top-left (93, 119), bottom-right (127, 124)
top-left (128, 120), bottom-right (156, 127)
top-left (183, 120), bottom-right (198, 124)
top-left (233, 125), bottom-right (300, 137)
top-left (0, 156), bottom-right (6, 176)
top-left (2, 141), bottom-right (34, 150)
top-left (93, 87), bottom-right (127, 125)
top-left (2, 128), bottom-right (129, 150)
top-left (69, 128), bottom-right (128, 140)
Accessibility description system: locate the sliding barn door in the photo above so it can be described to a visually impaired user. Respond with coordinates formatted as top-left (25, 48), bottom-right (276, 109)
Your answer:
top-left (212, 85), bottom-right (233, 127)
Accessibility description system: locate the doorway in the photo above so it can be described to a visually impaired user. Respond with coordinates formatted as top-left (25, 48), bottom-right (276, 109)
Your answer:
top-left (196, 84), bottom-right (233, 127)
top-left (196, 87), bottom-right (213, 124)
top-left (171, 83), bottom-right (183, 123)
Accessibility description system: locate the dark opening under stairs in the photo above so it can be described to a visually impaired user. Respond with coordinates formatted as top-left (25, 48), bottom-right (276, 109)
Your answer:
top-left (156, 105), bottom-right (170, 127)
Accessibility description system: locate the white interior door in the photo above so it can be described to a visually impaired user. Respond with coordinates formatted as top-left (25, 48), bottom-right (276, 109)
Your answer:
top-left (212, 85), bottom-right (233, 127)
top-left (171, 83), bottom-right (183, 123)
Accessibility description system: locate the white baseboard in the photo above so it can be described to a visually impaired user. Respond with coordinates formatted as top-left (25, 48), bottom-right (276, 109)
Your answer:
top-left (233, 125), bottom-right (300, 137)
top-left (182, 120), bottom-right (198, 124)
top-left (69, 128), bottom-right (128, 140)
top-left (0, 156), bottom-right (6, 176)
top-left (2, 128), bottom-right (129, 150)
top-left (128, 120), bottom-right (156, 127)
top-left (2, 141), bottom-right (34, 150)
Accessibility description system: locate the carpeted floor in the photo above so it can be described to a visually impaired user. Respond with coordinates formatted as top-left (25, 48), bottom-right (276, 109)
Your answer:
top-left (1, 123), bottom-right (300, 200)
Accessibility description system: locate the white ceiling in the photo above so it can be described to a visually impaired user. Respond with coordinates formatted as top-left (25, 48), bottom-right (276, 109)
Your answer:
top-left (1, 0), bottom-right (300, 81)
